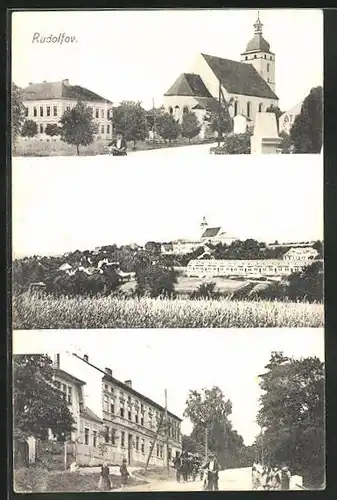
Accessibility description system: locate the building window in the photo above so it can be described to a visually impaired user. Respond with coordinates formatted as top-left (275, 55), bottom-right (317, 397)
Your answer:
top-left (168, 106), bottom-right (173, 115)
top-left (111, 429), bottom-right (116, 445)
top-left (234, 101), bottom-right (238, 116)
top-left (105, 384), bottom-right (108, 390)
top-left (183, 106), bottom-right (188, 114)
top-left (39, 124), bottom-right (44, 134)
top-left (101, 109), bottom-right (104, 118)
top-left (47, 106), bottom-right (51, 116)
top-left (128, 410), bottom-right (132, 421)
top-left (107, 124), bottom-right (110, 134)
top-left (25, 107), bottom-right (28, 117)
top-left (254, 54), bottom-right (257, 59)
top-left (104, 395), bottom-right (109, 411)
top-left (96, 109), bottom-right (99, 118)
top-left (156, 444), bottom-right (160, 457)
top-left (140, 416), bottom-right (144, 426)
top-left (33, 107), bottom-right (37, 117)
top-left (105, 426), bottom-right (109, 443)
top-left (264, 54), bottom-right (266, 59)
top-left (267, 63), bottom-right (270, 72)
top-left (101, 125), bottom-right (105, 134)
top-left (120, 405), bottom-right (125, 418)
top-left (258, 103), bottom-right (263, 112)
top-left (136, 437), bottom-right (139, 451)
top-left (245, 56), bottom-right (248, 60)
top-left (121, 432), bottom-right (125, 447)
top-left (246, 101), bottom-right (251, 119)
top-left (93, 430), bottom-right (97, 447)
top-left (67, 387), bottom-right (72, 405)
top-left (141, 439), bottom-right (145, 453)
top-left (270, 56), bottom-right (272, 60)
top-left (53, 106), bottom-right (57, 116)
top-left (66, 106), bottom-right (70, 111)
top-left (141, 404), bottom-right (144, 412)
top-left (39, 106), bottom-right (44, 117)
top-left (110, 401), bottom-right (115, 414)
top-left (84, 428), bottom-right (89, 445)
top-left (135, 413), bottom-right (139, 424)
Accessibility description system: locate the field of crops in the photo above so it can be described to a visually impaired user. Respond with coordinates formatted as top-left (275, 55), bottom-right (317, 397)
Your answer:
top-left (12, 292), bottom-right (324, 329)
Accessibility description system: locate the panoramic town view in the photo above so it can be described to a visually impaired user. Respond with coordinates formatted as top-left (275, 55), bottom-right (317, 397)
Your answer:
top-left (13, 329), bottom-right (325, 492)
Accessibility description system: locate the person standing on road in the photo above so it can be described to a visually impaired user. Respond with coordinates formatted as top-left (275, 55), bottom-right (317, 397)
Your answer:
top-left (98, 462), bottom-right (111, 491)
top-left (203, 453), bottom-right (219, 491)
top-left (173, 454), bottom-right (182, 483)
top-left (280, 466), bottom-right (291, 490)
top-left (120, 458), bottom-right (130, 489)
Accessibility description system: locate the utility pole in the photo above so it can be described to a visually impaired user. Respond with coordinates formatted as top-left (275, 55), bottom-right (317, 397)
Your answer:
top-left (145, 413), bottom-right (164, 472)
top-left (152, 98), bottom-right (156, 147)
top-left (165, 389), bottom-right (170, 476)
top-left (205, 426), bottom-right (208, 460)
top-left (217, 79), bottom-right (222, 148)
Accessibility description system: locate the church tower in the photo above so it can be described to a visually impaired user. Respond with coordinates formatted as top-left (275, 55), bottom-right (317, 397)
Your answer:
top-left (240, 12), bottom-right (276, 93)
top-left (200, 216), bottom-right (208, 237)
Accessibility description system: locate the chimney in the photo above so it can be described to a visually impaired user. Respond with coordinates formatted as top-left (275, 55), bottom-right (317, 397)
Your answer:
top-left (124, 380), bottom-right (132, 388)
top-left (83, 354), bottom-right (89, 363)
top-left (105, 367), bottom-right (112, 376)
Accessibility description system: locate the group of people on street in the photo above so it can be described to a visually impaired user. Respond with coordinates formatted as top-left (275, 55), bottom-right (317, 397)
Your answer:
top-left (107, 132), bottom-right (127, 156)
top-left (98, 458), bottom-right (130, 491)
top-left (252, 462), bottom-right (291, 490)
top-left (173, 451), bottom-right (220, 491)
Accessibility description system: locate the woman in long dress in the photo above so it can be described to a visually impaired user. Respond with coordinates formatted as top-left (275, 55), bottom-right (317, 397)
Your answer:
top-left (98, 462), bottom-right (111, 491)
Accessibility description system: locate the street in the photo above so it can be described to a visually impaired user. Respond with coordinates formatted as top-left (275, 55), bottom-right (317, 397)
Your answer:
top-left (117, 467), bottom-right (253, 492)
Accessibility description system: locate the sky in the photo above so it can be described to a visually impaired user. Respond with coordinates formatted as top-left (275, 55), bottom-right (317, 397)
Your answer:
top-left (11, 9), bottom-right (323, 112)
top-left (12, 328), bottom-right (325, 446)
top-left (12, 147), bottom-right (323, 258)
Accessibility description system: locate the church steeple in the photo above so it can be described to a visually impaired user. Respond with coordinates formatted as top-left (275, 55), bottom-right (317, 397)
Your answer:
top-left (200, 216), bottom-right (208, 236)
top-left (253, 11), bottom-right (263, 35)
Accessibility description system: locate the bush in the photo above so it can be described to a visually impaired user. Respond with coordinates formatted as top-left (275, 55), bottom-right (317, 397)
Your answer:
top-left (211, 132), bottom-right (252, 154)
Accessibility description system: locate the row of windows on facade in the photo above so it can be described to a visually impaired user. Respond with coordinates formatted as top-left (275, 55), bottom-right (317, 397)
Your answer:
top-left (244, 54), bottom-right (273, 62)
top-left (168, 101), bottom-right (265, 119)
top-left (35, 123), bottom-right (111, 135)
top-left (25, 105), bottom-right (112, 119)
top-left (102, 426), bottom-right (167, 458)
top-left (54, 381), bottom-right (73, 404)
top-left (189, 265), bottom-right (304, 273)
top-left (103, 393), bottom-right (180, 440)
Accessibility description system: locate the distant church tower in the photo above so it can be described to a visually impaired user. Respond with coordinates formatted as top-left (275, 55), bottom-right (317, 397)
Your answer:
top-left (200, 216), bottom-right (208, 236)
top-left (240, 12), bottom-right (276, 94)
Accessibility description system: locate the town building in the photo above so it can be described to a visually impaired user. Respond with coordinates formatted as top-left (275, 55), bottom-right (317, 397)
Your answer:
top-left (163, 12), bottom-right (279, 133)
top-left (283, 247), bottom-right (318, 261)
top-left (200, 217), bottom-right (239, 246)
top-left (21, 79), bottom-right (113, 140)
top-left (42, 352), bottom-right (182, 467)
top-left (186, 257), bottom-right (316, 279)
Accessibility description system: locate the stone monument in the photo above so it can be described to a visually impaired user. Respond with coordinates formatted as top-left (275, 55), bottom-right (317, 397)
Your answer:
top-left (251, 112), bottom-right (282, 154)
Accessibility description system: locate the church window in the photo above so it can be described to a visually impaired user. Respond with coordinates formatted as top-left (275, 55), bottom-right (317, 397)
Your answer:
top-left (245, 56), bottom-right (248, 60)
top-left (258, 103), bottom-right (263, 112)
top-left (254, 54), bottom-right (257, 59)
top-left (246, 101), bottom-right (251, 118)
top-left (168, 107), bottom-right (173, 115)
top-left (183, 106), bottom-right (188, 114)
top-left (234, 101), bottom-right (238, 116)
top-left (267, 63), bottom-right (270, 72)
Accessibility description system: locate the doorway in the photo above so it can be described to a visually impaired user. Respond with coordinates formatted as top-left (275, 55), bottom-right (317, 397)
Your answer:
top-left (128, 434), bottom-right (133, 465)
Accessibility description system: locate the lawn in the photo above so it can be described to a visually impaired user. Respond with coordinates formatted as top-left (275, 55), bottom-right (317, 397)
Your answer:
top-left (12, 292), bottom-right (324, 329)
top-left (13, 466), bottom-right (147, 493)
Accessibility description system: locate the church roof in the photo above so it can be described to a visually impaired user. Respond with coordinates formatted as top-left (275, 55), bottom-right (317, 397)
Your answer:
top-left (192, 97), bottom-right (220, 113)
top-left (201, 53), bottom-right (278, 100)
top-left (164, 73), bottom-right (213, 98)
top-left (244, 34), bottom-right (271, 54)
top-left (202, 227), bottom-right (221, 238)
top-left (22, 79), bottom-right (112, 103)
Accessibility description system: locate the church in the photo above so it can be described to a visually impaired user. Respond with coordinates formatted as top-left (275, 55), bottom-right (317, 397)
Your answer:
top-left (163, 12), bottom-right (279, 134)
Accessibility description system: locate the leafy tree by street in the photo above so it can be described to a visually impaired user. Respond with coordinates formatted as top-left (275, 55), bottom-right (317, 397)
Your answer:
top-left (13, 354), bottom-right (75, 442)
top-left (12, 83), bottom-right (25, 146)
top-left (45, 123), bottom-right (60, 136)
top-left (156, 113), bottom-right (181, 143)
top-left (181, 111), bottom-right (201, 143)
top-left (256, 351), bottom-right (325, 487)
top-left (112, 101), bottom-right (148, 148)
top-left (207, 99), bottom-right (234, 138)
top-left (59, 101), bottom-right (97, 155)
top-left (290, 86), bottom-right (323, 153)
top-left (285, 260), bottom-right (323, 303)
top-left (21, 119), bottom-right (38, 138)
top-left (136, 263), bottom-right (178, 298)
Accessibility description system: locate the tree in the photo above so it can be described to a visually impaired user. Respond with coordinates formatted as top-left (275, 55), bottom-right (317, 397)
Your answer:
top-left (12, 83), bottom-right (25, 146)
top-left (156, 113), bottom-right (181, 143)
top-left (136, 263), bottom-right (178, 298)
top-left (21, 119), bottom-right (38, 138)
top-left (59, 100), bottom-right (97, 155)
top-left (290, 86), bottom-right (323, 153)
top-left (181, 111), bottom-right (201, 143)
top-left (112, 101), bottom-right (148, 148)
top-left (285, 260), bottom-right (323, 303)
top-left (208, 100), bottom-right (234, 138)
top-left (256, 352), bottom-right (325, 487)
top-left (266, 105), bottom-right (283, 133)
top-left (45, 123), bottom-right (60, 136)
top-left (13, 354), bottom-right (75, 442)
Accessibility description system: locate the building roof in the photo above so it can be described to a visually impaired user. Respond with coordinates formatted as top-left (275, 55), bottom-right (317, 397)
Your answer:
top-left (164, 73), bottom-right (213, 98)
top-left (81, 406), bottom-right (102, 423)
top-left (202, 227), bottom-right (221, 238)
top-left (187, 259), bottom-right (314, 266)
top-left (201, 53), bottom-right (278, 100)
top-left (22, 79), bottom-right (112, 103)
top-left (55, 367), bottom-right (86, 386)
top-left (244, 34), bottom-right (271, 54)
top-left (192, 97), bottom-right (220, 113)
